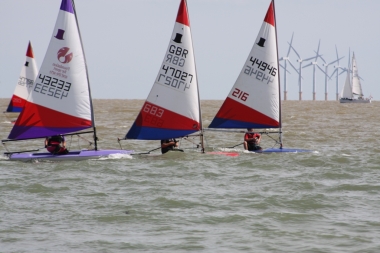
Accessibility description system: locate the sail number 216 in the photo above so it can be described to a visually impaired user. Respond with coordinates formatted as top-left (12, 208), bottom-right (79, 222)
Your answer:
top-left (232, 88), bottom-right (249, 101)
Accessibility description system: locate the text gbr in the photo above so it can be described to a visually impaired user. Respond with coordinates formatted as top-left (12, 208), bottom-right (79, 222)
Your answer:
top-left (157, 45), bottom-right (194, 92)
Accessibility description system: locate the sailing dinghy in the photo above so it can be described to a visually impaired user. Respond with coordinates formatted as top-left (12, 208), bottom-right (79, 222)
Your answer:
top-left (124, 0), bottom-right (204, 154)
top-left (4, 41), bottom-right (38, 123)
top-left (340, 52), bottom-right (371, 103)
top-left (2, 0), bottom-right (133, 161)
top-left (207, 0), bottom-right (311, 153)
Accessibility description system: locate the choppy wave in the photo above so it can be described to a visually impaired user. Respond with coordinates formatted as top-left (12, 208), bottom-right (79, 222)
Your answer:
top-left (1, 100), bottom-right (380, 252)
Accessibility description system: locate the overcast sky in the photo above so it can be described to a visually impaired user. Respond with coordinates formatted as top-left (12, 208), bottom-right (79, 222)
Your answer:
top-left (1, 0), bottom-right (379, 100)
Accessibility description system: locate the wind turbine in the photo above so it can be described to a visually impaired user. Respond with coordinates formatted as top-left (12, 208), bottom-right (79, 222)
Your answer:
top-left (302, 40), bottom-right (326, 100)
top-left (279, 33), bottom-right (297, 101)
top-left (288, 43), bottom-right (314, 101)
top-left (319, 48), bottom-right (344, 101)
top-left (329, 46), bottom-right (345, 101)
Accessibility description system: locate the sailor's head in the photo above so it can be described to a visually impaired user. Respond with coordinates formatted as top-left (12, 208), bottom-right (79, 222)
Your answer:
top-left (247, 128), bottom-right (254, 132)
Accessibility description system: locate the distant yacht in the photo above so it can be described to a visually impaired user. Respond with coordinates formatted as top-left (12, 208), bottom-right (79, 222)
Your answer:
top-left (340, 52), bottom-right (371, 103)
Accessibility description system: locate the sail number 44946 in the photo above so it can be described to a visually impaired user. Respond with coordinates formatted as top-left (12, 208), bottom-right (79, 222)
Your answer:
top-left (244, 57), bottom-right (276, 84)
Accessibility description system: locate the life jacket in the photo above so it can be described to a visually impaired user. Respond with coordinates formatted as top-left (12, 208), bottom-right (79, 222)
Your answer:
top-left (161, 138), bottom-right (176, 154)
top-left (245, 132), bottom-right (260, 142)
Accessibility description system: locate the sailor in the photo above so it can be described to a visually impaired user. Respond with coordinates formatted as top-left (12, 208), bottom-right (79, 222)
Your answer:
top-left (244, 128), bottom-right (262, 151)
top-left (160, 138), bottom-right (179, 154)
top-left (45, 135), bottom-right (68, 154)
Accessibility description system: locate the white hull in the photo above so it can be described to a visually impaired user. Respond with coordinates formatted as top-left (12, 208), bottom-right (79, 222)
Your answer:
top-left (7, 149), bottom-right (133, 162)
top-left (339, 98), bottom-right (371, 104)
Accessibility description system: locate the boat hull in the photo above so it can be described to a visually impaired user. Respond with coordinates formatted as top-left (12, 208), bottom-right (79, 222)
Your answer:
top-left (207, 151), bottom-right (240, 157)
top-left (339, 98), bottom-right (371, 103)
top-left (8, 149), bottom-right (134, 161)
top-left (251, 148), bottom-right (313, 153)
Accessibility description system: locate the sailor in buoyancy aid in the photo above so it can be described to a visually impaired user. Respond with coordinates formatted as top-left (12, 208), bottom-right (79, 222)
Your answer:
top-left (160, 138), bottom-right (179, 154)
top-left (45, 135), bottom-right (68, 154)
top-left (244, 128), bottom-right (262, 151)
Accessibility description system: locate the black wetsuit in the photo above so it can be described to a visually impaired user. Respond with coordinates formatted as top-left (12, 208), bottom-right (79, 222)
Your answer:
top-left (161, 139), bottom-right (177, 154)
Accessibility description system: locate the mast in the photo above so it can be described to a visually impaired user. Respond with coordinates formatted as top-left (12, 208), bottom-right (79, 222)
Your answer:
top-left (71, 0), bottom-right (98, 150)
top-left (185, 0), bottom-right (204, 153)
top-left (272, 0), bottom-right (282, 148)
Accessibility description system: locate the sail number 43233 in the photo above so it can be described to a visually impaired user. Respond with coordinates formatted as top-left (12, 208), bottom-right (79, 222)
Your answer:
top-left (232, 88), bottom-right (249, 101)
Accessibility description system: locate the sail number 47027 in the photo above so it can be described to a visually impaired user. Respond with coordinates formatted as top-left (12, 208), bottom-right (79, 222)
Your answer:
top-left (232, 88), bottom-right (249, 101)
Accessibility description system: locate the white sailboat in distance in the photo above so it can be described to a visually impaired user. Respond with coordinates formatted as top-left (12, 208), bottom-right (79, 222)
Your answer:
top-left (340, 52), bottom-right (372, 103)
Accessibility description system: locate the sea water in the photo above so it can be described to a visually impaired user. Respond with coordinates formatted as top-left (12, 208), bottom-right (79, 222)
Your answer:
top-left (1, 99), bottom-right (380, 252)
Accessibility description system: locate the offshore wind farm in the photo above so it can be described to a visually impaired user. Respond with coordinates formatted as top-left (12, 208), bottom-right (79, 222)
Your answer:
top-left (279, 34), bottom-right (363, 101)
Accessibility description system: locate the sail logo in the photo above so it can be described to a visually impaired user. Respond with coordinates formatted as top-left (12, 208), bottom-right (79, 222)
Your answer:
top-left (173, 33), bottom-right (183, 43)
top-left (257, 37), bottom-right (266, 47)
top-left (57, 47), bottom-right (73, 64)
top-left (55, 29), bottom-right (65, 40)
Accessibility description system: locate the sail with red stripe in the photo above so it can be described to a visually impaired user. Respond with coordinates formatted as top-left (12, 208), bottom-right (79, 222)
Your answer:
top-left (6, 41), bottom-right (38, 113)
top-left (8, 0), bottom-right (93, 140)
top-left (209, 1), bottom-right (280, 129)
top-left (126, 0), bottom-right (202, 140)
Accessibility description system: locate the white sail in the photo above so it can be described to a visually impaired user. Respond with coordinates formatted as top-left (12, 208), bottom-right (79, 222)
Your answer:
top-left (341, 70), bottom-right (352, 98)
top-left (5, 41), bottom-right (38, 113)
top-left (208, 0), bottom-right (280, 129)
top-left (9, 0), bottom-right (93, 140)
top-left (205, 0), bottom-right (313, 153)
top-left (339, 52), bottom-right (371, 103)
top-left (126, 0), bottom-right (203, 141)
top-left (4, 0), bottom-right (134, 161)
top-left (351, 52), bottom-right (363, 96)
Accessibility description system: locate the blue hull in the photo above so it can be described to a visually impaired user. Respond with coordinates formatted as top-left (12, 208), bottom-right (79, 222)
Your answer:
top-left (253, 148), bottom-right (313, 153)
top-left (8, 149), bottom-right (134, 161)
